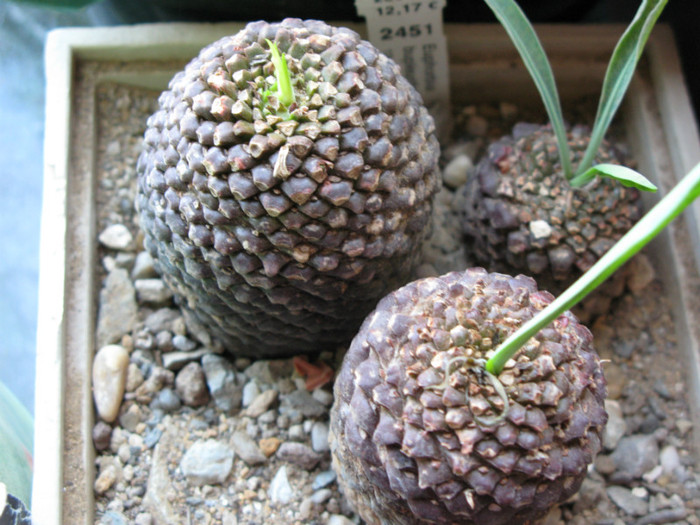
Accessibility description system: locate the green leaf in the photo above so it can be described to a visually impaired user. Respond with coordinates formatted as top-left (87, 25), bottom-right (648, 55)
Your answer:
top-left (486, 160), bottom-right (700, 375)
top-left (570, 163), bottom-right (658, 192)
top-left (265, 39), bottom-right (295, 108)
top-left (483, 0), bottom-right (572, 179)
top-left (0, 381), bottom-right (33, 508)
top-left (577, 0), bottom-right (668, 175)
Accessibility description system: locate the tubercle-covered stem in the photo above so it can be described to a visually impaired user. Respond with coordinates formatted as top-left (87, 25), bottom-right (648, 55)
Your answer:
top-left (486, 161), bottom-right (700, 375)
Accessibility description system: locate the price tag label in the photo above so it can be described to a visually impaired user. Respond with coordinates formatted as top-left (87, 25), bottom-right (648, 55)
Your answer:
top-left (355, 0), bottom-right (451, 138)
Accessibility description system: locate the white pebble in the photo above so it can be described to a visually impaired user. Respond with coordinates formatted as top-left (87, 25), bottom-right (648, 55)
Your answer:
top-left (268, 466), bottom-right (293, 504)
top-left (328, 515), bottom-right (355, 525)
top-left (529, 220), bottom-right (552, 240)
top-left (92, 344), bottom-right (129, 422)
top-left (443, 154), bottom-right (472, 189)
top-left (99, 224), bottom-right (133, 251)
top-left (135, 279), bottom-right (174, 304)
top-left (311, 422), bottom-right (330, 453)
top-left (660, 445), bottom-right (681, 475)
top-left (131, 251), bottom-right (157, 280)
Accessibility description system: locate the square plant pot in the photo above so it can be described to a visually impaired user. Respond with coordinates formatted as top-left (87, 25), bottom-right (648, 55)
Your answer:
top-left (36, 22), bottom-right (700, 524)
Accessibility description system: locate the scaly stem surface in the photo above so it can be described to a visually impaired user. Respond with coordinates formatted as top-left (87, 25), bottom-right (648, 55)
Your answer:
top-left (486, 161), bottom-right (700, 375)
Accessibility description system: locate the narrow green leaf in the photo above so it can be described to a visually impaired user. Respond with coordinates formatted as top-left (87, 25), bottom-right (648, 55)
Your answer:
top-left (486, 160), bottom-right (700, 375)
top-left (0, 381), bottom-right (33, 508)
top-left (265, 39), bottom-right (295, 108)
top-left (483, 0), bottom-right (572, 179)
top-left (570, 163), bottom-right (658, 192)
top-left (578, 0), bottom-right (668, 175)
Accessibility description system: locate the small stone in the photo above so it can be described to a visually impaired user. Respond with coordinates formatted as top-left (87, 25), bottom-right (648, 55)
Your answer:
top-left (627, 253), bottom-right (656, 294)
top-left (134, 513), bottom-right (153, 525)
top-left (603, 399), bottom-right (627, 450)
top-left (202, 353), bottom-right (243, 413)
top-left (244, 361), bottom-right (275, 385)
top-left (311, 388), bottom-right (334, 406)
top-left (155, 330), bottom-right (173, 351)
top-left (607, 485), bottom-right (649, 516)
top-left (93, 421), bottom-right (113, 451)
top-left (288, 424), bottom-right (305, 441)
top-left (118, 403), bottom-right (143, 432)
top-left (144, 308), bottom-right (180, 333)
top-left (180, 439), bottom-right (234, 485)
top-left (279, 389), bottom-right (326, 418)
top-left (144, 427), bottom-right (163, 449)
top-left (529, 219), bottom-right (552, 240)
top-left (610, 434), bottom-right (660, 482)
top-left (443, 154), bottom-right (472, 189)
top-left (603, 363), bottom-right (627, 400)
top-left (594, 454), bottom-right (616, 475)
top-left (93, 344), bottom-right (130, 422)
top-left (95, 464), bottom-right (118, 494)
top-left (149, 388), bottom-right (181, 413)
top-left (312, 470), bottom-right (337, 490)
top-left (269, 466), bottom-right (293, 504)
top-left (242, 381), bottom-right (261, 407)
top-left (328, 515), bottom-right (355, 525)
top-left (311, 421), bottom-right (330, 453)
top-left (310, 488), bottom-right (332, 504)
top-left (131, 251), bottom-right (157, 280)
top-left (539, 506), bottom-right (561, 525)
top-left (231, 431), bottom-right (267, 465)
top-left (243, 389), bottom-right (278, 418)
top-left (676, 418), bottom-right (693, 435)
top-left (162, 348), bottom-right (210, 371)
top-left (660, 445), bottom-right (681, 475)
top-left (171, 334), bottom-right (196, 352)
top-left (135, 279), bottom-right (174, 304)
top-left (100, 511), bottom-right (127, 525)
top-left (276, 442), bottom-right (322, 470)
top-left (175, 362), bottom-right (210, 407)
top-left (96, 269), bottom-right (138, 347)
top-left (125, 363), bottom-right (145, 392)
top-left (259, 437), bottom-right (282, 457)
top-left (99, 224), bottom-right (133, 250)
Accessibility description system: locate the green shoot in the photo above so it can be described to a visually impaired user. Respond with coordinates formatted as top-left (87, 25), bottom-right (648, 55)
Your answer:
top-left (579, 0), bottom-right (668, 174)
top-left (265, 39), bottom-right (296, 109)
top-left (483, 0), bottom-right (666, 187)
top-left (486, 161), bottom-right (700, 375)
top-left (483, 0), bottom-right (572, 179)
top-left (569, 163), bottom-right (658, 192)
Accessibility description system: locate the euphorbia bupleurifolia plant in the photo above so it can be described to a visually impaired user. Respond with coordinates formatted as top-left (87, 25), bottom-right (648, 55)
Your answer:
top-left (461, 0), bottom-right (666, 286)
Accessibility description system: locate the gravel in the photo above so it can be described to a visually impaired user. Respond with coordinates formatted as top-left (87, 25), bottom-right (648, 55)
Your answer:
top-left (90, 82), bottom-right (700, 524)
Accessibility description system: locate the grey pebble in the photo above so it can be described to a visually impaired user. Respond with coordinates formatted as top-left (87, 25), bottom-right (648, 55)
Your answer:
top-left (155, 330), bottom-right (173, 351)
top-left (310, 488), bottom-right (332, 504)
top-left (311, 388), bottom-right (334, 407)
top-left (96, 269), bottom-right (138, 347)
top-left (312, 470), bottom-right (337, 490)
top-left (244, 389), bottom-right (278, 418)
top-left (93, 421), bottom-right (113, 451)
top-left (144, 308), bottom-right (180, 333)
top-left (131, 251), bottom-right (157, 280)
top-left (242, 381), bottom-right (261, 408)
top-left (610, 434), bottom-right (659, 482)
top-left (133, 512), bottom-right (153, 525)
top-left (327, 515), bottom-right (355, 525)
top-left (269, 466), bottom-right (293, 504)
top-left (603, 400), bottom-right (627, 451)
top-left (288, 424), bottom-right (305, 442)
top-left (150, 388), bottom-right (181, 412)
top-left (311, 421), bottom-right (330, 453)
top-left (634, 506), bottom-right (687, 525)
top-left (99, 510), bottom-right (128, 525)
top-left (162, 348), bottom-right (210, 371)
top-left (175, 362), bottom-right (210, 407)
top-left (172, 334), bottom-right (197, 352)
top-left (442, 154), bottom-right (472, 189)
top-left (118, 403), bottom-right (143, 432)
top-left (231, 431), bottom-right (267, 465)
top-left (276, 441), bottom-right (322, 470)
top-left (280, 389), bottom-right (326, 418)
top-left (180, 439), bottom-right (234, 486)
top-left (99, 224), bottom-right (133, 251)
top-left (144, 427), bottom-right (163, 449)
top-left (244, 360), bottom-right (275, 385)
top-left (135, 279), bottom-right (174, 304)
top-left (660, 445), bottom-right (681, 475)
top-left (202, 353), bottom-right (243, 413)
top-left (607, 486), bottom-right (649, 517)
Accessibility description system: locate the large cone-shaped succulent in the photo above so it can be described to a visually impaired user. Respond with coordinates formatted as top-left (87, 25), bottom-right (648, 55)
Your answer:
top-left (330, 268), bottom-right (607, 525)
top-left (460, 123), bottom-right (642, 288)
top-left (136, 18), bottom-right (440, 357)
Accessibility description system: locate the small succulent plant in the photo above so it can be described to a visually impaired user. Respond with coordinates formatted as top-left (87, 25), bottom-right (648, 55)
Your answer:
top-left (460, 0), bottom-right (665, 287)
top-left (330, 157), bottom-right (700, 524)
top-left (136, 18), bottom-right (440, 357)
